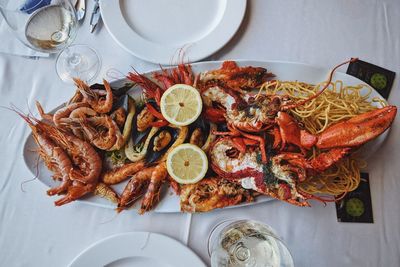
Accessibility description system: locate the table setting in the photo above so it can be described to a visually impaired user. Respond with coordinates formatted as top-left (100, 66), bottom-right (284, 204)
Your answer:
top-left (1, 0), bottom-right (399, 266)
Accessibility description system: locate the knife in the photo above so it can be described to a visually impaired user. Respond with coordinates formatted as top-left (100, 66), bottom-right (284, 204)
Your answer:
top-left (89, 0), bottom-right (101, 33)
top-left (75, 0), bottom-right (86, 21)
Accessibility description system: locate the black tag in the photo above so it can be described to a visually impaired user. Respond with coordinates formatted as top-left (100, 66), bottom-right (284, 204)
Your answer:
top-left (346, 59), bottom-right (395, 99)
top-left (335, 173), bottom-right (373, 223)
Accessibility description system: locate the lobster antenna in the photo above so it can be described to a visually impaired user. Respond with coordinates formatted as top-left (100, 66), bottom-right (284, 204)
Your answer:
top-left (20, 154), bottom-right (40, 193)
top-left (281, 58), bottom-right (358, 111)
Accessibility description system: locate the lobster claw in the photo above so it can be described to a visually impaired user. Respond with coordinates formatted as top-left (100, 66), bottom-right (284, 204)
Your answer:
top-left (316, 105), bottom-right (397, 149)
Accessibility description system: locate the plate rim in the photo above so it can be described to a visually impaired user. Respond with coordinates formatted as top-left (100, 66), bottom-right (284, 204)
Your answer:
top-left (68, 231), bottom-right (207, 267)
top-left (99, 0), bottom-right (247, 65)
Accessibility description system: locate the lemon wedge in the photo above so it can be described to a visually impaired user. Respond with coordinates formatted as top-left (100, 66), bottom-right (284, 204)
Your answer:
top-left (160, 84), bottom-right (202, 126)
top-left (166, 144), bottom-right (208, 184)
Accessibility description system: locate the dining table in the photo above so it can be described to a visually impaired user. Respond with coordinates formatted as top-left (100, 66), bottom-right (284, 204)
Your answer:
top-left (1, 0), bottom-right (400, 266)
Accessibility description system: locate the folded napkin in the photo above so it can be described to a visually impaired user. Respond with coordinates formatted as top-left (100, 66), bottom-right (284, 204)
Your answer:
top-left (0, 0), bottom-right (49, 58)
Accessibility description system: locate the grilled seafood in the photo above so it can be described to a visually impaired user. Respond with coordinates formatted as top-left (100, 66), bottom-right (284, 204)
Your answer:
top-left (118, 162), bottom-right (168, 214)
top-left (67, 115), bottom-right (118, 150)
top-left (17, 112), bottom-right (101, 205)
top-left (198, 61), bottom-right (274, 92)
top-left (210, 105), bottom-right (397, 206)
top-left (17, 112), bottom-right (73, 197)
top-left (189, 128), bottom-right (203, 147)
top-left (94, 183), bottom-right (120, 204)
top-left (74, 78), bottom-right (114, 114)
top-left (188, 118), bottom-right (217, 152)
top-left (202, 59), bottom-right (366, 163)
top-left (68, 106), bottom-right (97, 138)
top-left (180, 177), bottom-right (255, 212)
top-left (36, 120), bottom-right (102, 185)
top-left (136, 106), bottom-right (155, 132)
top-left (55, 181), bottom-right (96, 206)
top-left (102, 160), bottom-right (145, 185)
top-left (111, 107), bottom-right (127, 129)
top-left (153, 130), bottom-right (172, 152)
top-left (21, 60), bottom-right (398, 214)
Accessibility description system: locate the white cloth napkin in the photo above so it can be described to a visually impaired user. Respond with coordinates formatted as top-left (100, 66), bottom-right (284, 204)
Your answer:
top-left (0, 2), bottom-right (48, 58)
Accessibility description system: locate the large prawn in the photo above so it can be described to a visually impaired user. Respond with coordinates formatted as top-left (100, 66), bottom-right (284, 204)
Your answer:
top-left (15, 111), bottom-right (102, 205)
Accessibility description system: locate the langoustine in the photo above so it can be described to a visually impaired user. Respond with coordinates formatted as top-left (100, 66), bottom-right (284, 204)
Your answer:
top-left (16, 111), bottom-right (102, 205)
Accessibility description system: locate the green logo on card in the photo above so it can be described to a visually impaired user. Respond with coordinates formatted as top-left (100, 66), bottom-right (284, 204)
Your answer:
top-left (345, 198), bottom-right (365, 217)
top-left (370, 73), bottom-right (387, 90)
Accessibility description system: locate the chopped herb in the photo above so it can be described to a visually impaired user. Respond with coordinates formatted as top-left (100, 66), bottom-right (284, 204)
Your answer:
top-left (133, 142), bottom-right (145, 153)
top-left (256, 151), bottom-right (278, 184)
top-left (256, 152), bottom-right (263, 164)
top-left (106, 149), bottom-right (127, 165)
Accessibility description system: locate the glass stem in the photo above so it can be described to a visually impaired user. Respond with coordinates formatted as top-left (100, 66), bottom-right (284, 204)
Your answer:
top-left (64, 47), bottom-right (82, 78)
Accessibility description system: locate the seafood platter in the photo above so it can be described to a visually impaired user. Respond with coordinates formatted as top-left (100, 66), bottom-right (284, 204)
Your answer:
top-left (21, 60), bottom-right (397, 214)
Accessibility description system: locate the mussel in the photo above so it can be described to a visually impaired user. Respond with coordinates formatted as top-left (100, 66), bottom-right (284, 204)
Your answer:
top-left (146, 126), bottom-right (185, 164)
top-left (188, 117), bottom-right (216, 152)
top-left (131, 106), bottom-right (152, 146)
top-left (125, 126), bottom-right (158, 163)
top-left (126, 125), bottom-right (188, 164)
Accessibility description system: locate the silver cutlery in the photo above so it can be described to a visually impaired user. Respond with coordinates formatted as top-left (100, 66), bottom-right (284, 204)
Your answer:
top-left (75, 0), bottom-right (86, 21)
top-left (89, 0), bottom-right (101, 33)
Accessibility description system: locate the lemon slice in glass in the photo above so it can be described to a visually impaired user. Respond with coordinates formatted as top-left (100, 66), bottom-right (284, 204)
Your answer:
top-left (166, 144), bottom-right (208, 184)
top-left (160, 84), bottom-right (203, 126)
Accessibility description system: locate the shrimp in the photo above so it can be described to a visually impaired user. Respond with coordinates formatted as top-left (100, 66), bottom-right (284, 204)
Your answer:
top-left (117, 166), bottom-right (155, 212)
top-left (15, 112), bottom-right (73, 197)
top-left (139, 163), bottom-right (167, 214)
top-left (37, 120), bottom-right (102, 184)
top-left (53, 102), bottom-right (89, 127)
top-left (35, 101), bottom-right (54, 122)
top-left (68, 107), bottom-right (98, 138)
top-left (117, 162), bottom-right (168, 214)
top-left (94, 183), bottom-right (120, 204)
top-left (54, 181), bottom-right (96, 206)
top-left (74, 115), bottom-right (118, 150)
top-left (67, 89), bottom-right (84, 105)
top-left (102, 161), bottom-right (145, 185)
top-left (69, 107), bottom-right (97, 118)
top-left (74, 78), bottom-right (113, 114)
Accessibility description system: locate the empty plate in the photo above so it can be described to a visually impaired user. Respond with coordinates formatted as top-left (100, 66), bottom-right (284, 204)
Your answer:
top-left (68, 232), bottom-right (206, 267)
top-left (99, 0), bottom-right (247, 65)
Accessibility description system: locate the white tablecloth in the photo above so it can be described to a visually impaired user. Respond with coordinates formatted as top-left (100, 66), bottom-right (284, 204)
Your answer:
top-left (1, 1), bottom-right (399, 266)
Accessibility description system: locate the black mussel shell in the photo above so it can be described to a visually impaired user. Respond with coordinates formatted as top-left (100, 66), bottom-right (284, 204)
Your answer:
top-left (111, 94), bottom-right (129, 113)
top-left (217, 122), bottom-right (228, 132)
top-left (145, 127), bottom-right (179, 164)
top-left (90, 83), bottom-right (105, 90)
top-left (90, 81), bottom-right (133, 97)
top-left (188, 116), bottom-right (210, 142)
top-left (130, 105), bottom-right (150, 146)
top-left (107, 79), bottom-right (135, 97)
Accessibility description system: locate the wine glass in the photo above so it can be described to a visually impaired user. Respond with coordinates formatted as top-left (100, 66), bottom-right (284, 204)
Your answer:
top-left (208, 219), bottom-right (294, 267)
top-left (0, 0), bottom-right (101, 83)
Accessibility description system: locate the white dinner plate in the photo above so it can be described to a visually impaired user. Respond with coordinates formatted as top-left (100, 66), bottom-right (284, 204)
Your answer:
top-left (99, 0), bottom-right (247, 65)
top-left (22, 60), bottom-right (389, 212)
top-left (68, 232), bottom-right (206, 267)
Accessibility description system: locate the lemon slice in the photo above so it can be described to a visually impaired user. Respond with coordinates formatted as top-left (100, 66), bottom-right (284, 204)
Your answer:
top-left (160, 84), bottom-right (202, 126)
top-left (166, 144), bottom-right (208, 184)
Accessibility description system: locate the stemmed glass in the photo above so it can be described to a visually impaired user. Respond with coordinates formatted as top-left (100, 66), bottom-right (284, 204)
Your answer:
top-left (0, 0), bottom-right (101, 82)
top-left (208, 219), bottom-right (294, 267)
